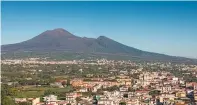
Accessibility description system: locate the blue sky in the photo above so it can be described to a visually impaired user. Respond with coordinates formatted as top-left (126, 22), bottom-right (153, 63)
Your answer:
top-left (1, 1), bottom-right (197, 58)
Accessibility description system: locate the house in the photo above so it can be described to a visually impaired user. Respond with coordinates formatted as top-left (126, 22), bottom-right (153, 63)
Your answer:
top-left (98, 99), bottom-right (115, 105)
top-left (117, 78), bottom-right (132, 86)
top-left (50, 82), bottom-right (64, 88)
top-left (43, 95), bottom-right (58, 105)
top-left (120, 86), bottom-right (128, 92)
top-left (176, 91), bottom-right (186, 98)
top-left (92, 84), bottom-right (102, 92)
top-left (172, 77), bottom-right (179, 84)
top-left (15, 98), bottom-right (27, 103)
top-left (194, 91), bottom-right (197, 101)
top-left (29, 98), bottom-right (40, 105)
top-left (15, 97), bottom-right (40, 105)
top-left (159, 94), bottom-right (175, 103)
top-left (70, 79), bottom-right (83, 87)
top-left (7, 82), bottom-right (18, 86)
top-left (161, 85), bottom-right (172, 93)
top-left (66, 92), bottom-right (81, 104)
top-left (57, 101), bottom-right (69, 105)
top-left (79, 87), bottom-right (88, 92)
top-left (186, 82), bottom-right (197, 90)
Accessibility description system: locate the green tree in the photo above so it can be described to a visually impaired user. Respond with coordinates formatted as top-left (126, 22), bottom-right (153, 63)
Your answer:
top-left (44, 89), bottom-right (57, 96)
top-left (18, 102), bottom-right (31, 105)
top-left (149, 90), bottom-right (161, 97)
top-left (2, 96), bottom-right (15, 105)
top-left (119, 102), bottom-right (126, 105)
top-left (128, 87), bottom-right (135, 92)
top-left (66, 79), bottom-right (71, 86)
top-left (76, 97), bottom-right (82, 102)
top-left (103, 85), bottom-right (119, 92)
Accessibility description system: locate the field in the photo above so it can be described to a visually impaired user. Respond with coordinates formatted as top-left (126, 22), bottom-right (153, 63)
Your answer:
top-left (14, 86), bottom-right (73, 98)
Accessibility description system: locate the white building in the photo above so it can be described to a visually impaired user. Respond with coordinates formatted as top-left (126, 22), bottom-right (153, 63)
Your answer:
top-left (43, 95), bottom-right (58, 105)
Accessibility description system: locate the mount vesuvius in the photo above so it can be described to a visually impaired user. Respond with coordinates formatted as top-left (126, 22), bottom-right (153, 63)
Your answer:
top-left (1, 28), bottom-right (196, 63)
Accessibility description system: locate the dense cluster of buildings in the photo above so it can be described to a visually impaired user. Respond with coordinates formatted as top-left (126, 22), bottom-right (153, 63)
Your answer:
top-left (13, 71), bottom-right (197, 105)
top-left (2, 58), bottom-right (197, 105)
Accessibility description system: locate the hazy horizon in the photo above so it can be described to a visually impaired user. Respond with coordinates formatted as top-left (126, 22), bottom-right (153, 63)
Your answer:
top-left (2, 1), bottom-right (197, 58)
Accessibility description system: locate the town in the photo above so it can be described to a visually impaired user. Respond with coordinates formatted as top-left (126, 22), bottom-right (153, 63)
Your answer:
top-left (1, 58), bottom-right (197, 105)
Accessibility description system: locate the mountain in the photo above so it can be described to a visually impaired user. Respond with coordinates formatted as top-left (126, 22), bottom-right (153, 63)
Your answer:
top-left (1, 28), bottom-right (197, 63)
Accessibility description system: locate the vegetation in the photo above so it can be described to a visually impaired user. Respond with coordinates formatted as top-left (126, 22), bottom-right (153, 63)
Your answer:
top-left (149, 90), bottom-right (161, 97)
top-left (1, 85), bottom-right (16, 105)
top-left (119, 102), bottom-right (126, 105)
top-left (102, 85), bottom-right (119, 92)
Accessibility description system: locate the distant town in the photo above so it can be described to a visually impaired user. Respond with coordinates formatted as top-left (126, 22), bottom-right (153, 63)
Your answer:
top-left (1, 58), bottom-right (197, 105)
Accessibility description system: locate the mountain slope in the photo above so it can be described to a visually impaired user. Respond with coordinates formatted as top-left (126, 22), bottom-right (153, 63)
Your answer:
top-left (2, 28), bottom-right (143, 54)
top-left (1, 28), bottom-right (196, 62)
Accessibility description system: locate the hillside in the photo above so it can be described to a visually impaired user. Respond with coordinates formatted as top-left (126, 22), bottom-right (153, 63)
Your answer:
top-left (1, 28), bottom-right (197, 63)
